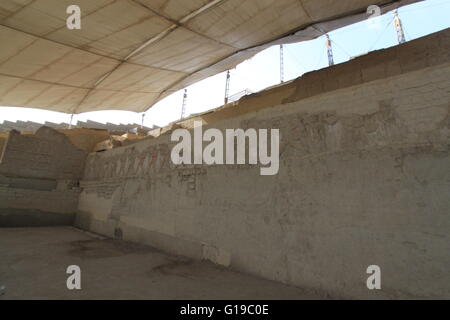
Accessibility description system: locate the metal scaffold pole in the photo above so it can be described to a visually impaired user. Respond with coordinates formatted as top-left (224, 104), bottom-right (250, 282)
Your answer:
top-left (393, 10), bottom-right (406, 44)
top-left (181, 89), bottom-right (188, 118)
top-left (224, 70), bottom-right (231, 104)
top-left (141, 113), bottom-right (145, 128)
top-left (69, 113), bottom-right (74, 129)
top-left (325, 34), bottom-right (334, 67)
top-left (280, 44), bottom-right (284, 83)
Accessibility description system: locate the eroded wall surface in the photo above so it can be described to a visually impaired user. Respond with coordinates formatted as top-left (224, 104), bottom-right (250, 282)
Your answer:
top-left (76, 30), bottom-right (450, 298)
top-left (58, 128), bottom-right (111, 153)
top-left (0, 126), bottom-right (87, 180)
top-left (0, 127), bottom-right (86, 226)
top-left (0, 133), bottom-right (6, 156)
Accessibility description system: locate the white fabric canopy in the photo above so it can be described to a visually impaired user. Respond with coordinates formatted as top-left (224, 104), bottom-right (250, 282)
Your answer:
top-left (0, 0), bottom-right (420, 113)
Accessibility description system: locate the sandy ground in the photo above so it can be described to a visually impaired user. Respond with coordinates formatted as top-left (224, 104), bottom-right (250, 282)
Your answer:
top-left (0, 226), bottom-right (326, 299)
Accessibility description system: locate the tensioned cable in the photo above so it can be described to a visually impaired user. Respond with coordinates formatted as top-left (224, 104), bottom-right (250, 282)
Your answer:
top-left (367, 14), bottom-right (396, 52)
top-left (329, 39), bottom-right (352, 59)
top-left (284, 46), bottom-right (307, 75)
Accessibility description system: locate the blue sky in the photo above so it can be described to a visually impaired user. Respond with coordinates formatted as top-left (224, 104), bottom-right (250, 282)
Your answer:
top-left (1, 0), bottom-right (449, 128)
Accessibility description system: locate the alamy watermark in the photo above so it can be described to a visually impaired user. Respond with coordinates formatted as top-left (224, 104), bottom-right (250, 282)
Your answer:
top-left (367, 5), bottom-right (382, 29)
top-left (170, 121), bottom-right (280, 176)
top-left (66, 265), bottom-right (81, 290)
top-left (65, 4), bottom-right (383, 31)
top-left (366, 265), bottom-right (381, 290)
top-left (66, 5), bottom-right (81, 30)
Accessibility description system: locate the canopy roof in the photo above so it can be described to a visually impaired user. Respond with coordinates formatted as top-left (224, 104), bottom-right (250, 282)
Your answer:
top-left (0, 0), bottom-right (419, 114)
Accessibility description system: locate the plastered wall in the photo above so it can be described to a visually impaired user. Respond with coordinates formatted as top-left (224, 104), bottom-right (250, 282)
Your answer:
top-left (76, 29), bottom-right (450, 298)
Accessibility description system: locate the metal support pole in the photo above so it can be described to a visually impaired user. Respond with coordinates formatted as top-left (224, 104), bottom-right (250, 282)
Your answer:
top-left (326, 34), bottom-right (334, 67)
top-left (393, 10), bottom-right (406, 44)
top-left (181, 89), bottom-right (188, 118)
top-left (69, 113), bottom-right (74, 129)
top-left (224, 70), bottom-right (231, 104)
top-left (280, 44), bottom-right (284, 83)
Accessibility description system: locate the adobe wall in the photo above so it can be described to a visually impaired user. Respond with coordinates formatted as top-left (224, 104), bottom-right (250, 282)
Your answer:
top-left (0, 127), bottom-right (86, 226)
top-left (0, 184), bottom-right (80, 227)
top-left (0, 126), bottom-right (87, 180)
top-left (0, 133), bottom-right (6, 156)
top-left (58, 128), bottom-right (110, 153)
top-left (75, 29), bottom-right (450, 298)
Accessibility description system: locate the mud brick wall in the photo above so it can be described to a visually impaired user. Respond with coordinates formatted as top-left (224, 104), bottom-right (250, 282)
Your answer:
top-left (0, 126), bottom-right (86, 226)
top-left (0, 184), bottom-right (79, 227)
top-left (76, 29), bottom-right (450, 299)
top-left (0, 126), bottom-right (87, 180)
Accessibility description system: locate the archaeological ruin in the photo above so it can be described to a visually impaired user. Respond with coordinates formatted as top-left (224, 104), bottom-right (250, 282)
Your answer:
top-left (0, 0), bottom-right (448, 301)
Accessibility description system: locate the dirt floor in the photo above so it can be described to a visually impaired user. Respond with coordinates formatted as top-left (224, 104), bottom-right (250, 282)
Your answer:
top-left (0, 226), bottom-right (326, 299)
